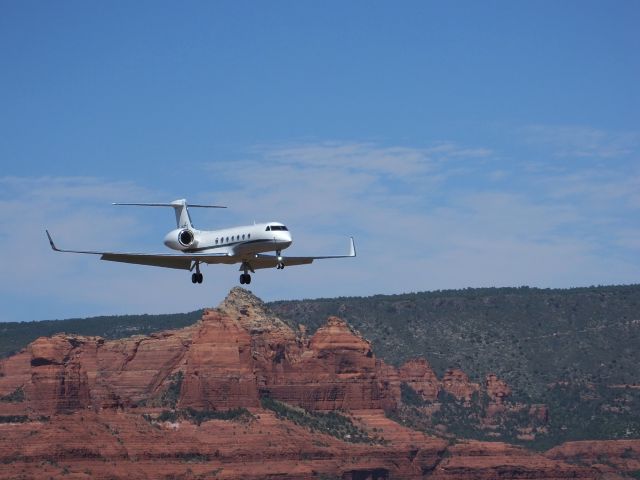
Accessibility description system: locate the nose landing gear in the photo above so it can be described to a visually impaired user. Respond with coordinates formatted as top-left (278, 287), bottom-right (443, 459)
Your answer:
top-left (239, 273), bottom-right (251, 284)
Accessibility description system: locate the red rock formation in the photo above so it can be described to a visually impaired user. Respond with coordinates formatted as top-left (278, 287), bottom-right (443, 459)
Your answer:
top-left (0, 408), bottom-right (603, 480)
top-left (485, 373), bottom-right (511, 405)
top-left (529, 404), bottom-right (549, 423)
top-left (262, 316), bottom-right (399, 410)
top-left (25, 335), bottom-right (92, 414)
top-left (0, 288), bottom-right (615, 479)
top-left (179, 309), bottom-right (259, 409)
top-left (545, 439), bottom-right (640, 475)
top-left (441, 368), bottom-right (480, 401)
top-left (398, 358), bottom-right (440, 401)
top-left (0, 288), bottom-right (400, 416)
top-left (430, 441), bottom-right (597, 479)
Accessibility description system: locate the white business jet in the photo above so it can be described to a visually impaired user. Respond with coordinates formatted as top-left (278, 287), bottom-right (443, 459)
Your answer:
top-left (46, 199), bottom-right (356, 285)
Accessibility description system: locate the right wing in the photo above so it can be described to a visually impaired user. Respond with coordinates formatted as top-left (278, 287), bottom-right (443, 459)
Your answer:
top-left (45, 230), bottom-right (231, 270)
top-left (251, 237), bottom-right (356, 270)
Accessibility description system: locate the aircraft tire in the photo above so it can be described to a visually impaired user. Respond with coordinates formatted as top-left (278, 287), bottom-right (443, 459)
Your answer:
top-left (239, 274), bottom-right (245, 284)
top-left (191, 273), bottom-right (197, 284)
top-left (246, 274), bottom-right (251, 284)
top-left (197, 273), bottom-right (203, 284)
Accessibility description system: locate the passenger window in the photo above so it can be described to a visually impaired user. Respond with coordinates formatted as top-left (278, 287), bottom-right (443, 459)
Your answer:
top-left (248, 233), bottom-right (251, 239)
top-left (215, 238), bottom-right (218, 245)
top-left (226, 237), bottom-right (229, 242)
top-left (242, 234), bottom-right (245, 240)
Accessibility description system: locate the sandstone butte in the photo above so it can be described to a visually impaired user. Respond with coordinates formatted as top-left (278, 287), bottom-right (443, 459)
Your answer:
top-left (0, 287), bottom-right (637, 479)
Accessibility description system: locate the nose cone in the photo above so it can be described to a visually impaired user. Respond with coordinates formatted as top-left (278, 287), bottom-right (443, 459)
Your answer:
top-left (278, 231), bottom-right (292, 249)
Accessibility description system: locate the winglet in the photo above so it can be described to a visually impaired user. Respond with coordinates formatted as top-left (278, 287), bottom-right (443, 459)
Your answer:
top-left (349, 237), bottom-right (356, 257)
top-left (45, 230), bottom-right (60, 251)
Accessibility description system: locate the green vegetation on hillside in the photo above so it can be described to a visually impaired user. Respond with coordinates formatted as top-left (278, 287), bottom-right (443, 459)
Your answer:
top-left (0, 310), bottom-right (203, 358)
top-left (534, 382), bottom-right (640, 449)
top-left (269, 285), bottom-right (640, 397)
top-left (137, 372), bottom-right (183, 409)
top-left (144, 407), bottom-right (254, 426)
top-left (260, 397), bottom-right (382, 444)
top-left (269, 285), bottom-right (640, 447)
top-left (0, 387), bottom-right (25, 403)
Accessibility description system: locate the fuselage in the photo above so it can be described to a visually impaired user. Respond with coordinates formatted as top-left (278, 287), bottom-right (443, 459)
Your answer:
top-left (163, 222), bottom-right (292, 258)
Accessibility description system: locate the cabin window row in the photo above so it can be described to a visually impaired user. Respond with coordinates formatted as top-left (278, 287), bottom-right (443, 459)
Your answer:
top-left (215, 233), bottom-right (250, 245)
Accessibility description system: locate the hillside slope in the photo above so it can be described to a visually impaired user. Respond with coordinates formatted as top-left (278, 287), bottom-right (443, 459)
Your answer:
top-left (4, 288), bottom-right (616, 479)
top-left (2, 285), bottom-right (639, 449)
top-left (269, 285), bottom-right (640, 396)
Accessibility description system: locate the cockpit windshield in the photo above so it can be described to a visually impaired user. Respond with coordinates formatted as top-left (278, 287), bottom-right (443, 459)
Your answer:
top-left (266, 225), bottom-right (288, 231)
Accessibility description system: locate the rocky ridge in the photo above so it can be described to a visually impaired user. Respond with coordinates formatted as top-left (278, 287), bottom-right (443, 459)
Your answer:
top-left (0, 287), bottom-right (635, 479)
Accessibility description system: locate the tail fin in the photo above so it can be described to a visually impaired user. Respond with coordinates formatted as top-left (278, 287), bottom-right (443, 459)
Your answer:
top-left (171, 199), bottom-right (192, 229)
top-left (113, 199), bottom-right (226, 229)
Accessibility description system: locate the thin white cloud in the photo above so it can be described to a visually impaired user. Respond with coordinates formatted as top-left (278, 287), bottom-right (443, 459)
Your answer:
top-left (2, 133), bottom-right (638, 322)
top-left (541, 169), bottom-right (640, 208)
top-left (522, 125), bottom-right (638, 159)
top-left (199, 139), bottom-right (640, 302)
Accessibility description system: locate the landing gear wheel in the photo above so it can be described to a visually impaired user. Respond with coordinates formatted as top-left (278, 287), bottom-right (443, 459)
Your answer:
top-left (239, 273), bottom-right (251, 285)
top-left (239, 274), bottom-right (245, 284)
top-left (197, 273), bottom-right (203, 284)
top-left (191, 273), bottom-right (197, 284)
top-left (276, 262), bottom-right (285, 270)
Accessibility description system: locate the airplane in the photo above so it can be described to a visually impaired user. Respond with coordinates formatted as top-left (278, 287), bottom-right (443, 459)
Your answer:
top-left (45, 198), bottom-right (356, 285)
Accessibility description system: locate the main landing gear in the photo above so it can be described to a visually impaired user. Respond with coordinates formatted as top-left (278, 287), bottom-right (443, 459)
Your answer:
top-left (239, 261), bottom-right (253, 285)
top-left (191, 261), bottom-right (203, 284)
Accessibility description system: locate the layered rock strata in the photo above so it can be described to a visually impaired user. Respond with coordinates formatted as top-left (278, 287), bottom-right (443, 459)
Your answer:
top-left (0, 287), bottom-right (617, 479)
top-left (0, 288), bottom-right (401, 415)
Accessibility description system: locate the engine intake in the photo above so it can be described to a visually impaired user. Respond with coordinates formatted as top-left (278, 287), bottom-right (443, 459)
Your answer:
top-left (178, 229), bottom-right (195, 247)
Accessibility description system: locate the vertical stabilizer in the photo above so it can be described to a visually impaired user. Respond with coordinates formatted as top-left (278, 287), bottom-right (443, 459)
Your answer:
top-left (170, 199), bottom-right (193, 229)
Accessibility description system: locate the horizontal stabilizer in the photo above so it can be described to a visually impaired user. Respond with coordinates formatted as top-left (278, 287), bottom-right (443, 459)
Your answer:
top-left (113, 202), bottom-right (226, 208)
top-left (114, 199), bottom-right (225, 229)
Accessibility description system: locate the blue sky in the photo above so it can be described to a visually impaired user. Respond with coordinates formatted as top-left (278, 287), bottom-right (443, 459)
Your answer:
top-left (1, 1), bottom-right (638, 322)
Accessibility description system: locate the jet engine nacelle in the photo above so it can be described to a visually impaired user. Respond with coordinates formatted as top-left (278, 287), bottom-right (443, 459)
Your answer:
top-left (164, 228), bottom-right (198, 251)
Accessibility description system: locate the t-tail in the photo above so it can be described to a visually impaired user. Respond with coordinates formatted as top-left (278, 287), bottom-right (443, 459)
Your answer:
top-left (113, 199), bottom-right (226, 229)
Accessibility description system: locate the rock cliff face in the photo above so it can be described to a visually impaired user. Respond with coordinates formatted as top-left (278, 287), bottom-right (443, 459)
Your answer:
top-left (545, 440), bottom-right (640, 476)
top-left (398, 358), bottom-right (440, 401)
top-left (441, 368), bottom-right (480, 401)
top-left (0, 287), bottom-right (626, 479)
top-left (0, 288), bottom-right (400, 416)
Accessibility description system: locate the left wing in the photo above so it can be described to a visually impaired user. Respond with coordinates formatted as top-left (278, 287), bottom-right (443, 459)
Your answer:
top-left (250, 237), bottom-right (356, 270)
top-left (46, 230), bottom-right (230, 270)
